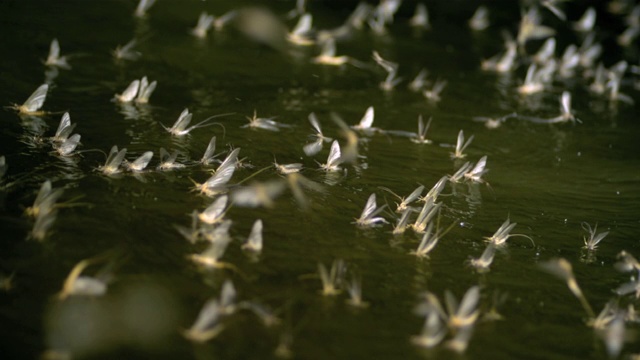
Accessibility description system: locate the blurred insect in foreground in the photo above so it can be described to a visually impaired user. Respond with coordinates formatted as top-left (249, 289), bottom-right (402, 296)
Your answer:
top-left (57, 255), bottom-right (114, 300)
top-left (157, 148), bottom-right (185, 170)
top-left (472, 112), bottom-right (517, 129)
top-left (469, 6), bottom-right (490, 31)
top-left (193, 148), bottom-right (240, 196)
top-left (191, 12), bottom-right (214, 38)
top-left (241, 219), bottom-right (263, 253)
top-left (423, 79), bottom-right (447, 102)
top-left (274, 158), bottom-right (302, 175)
top-left (372, 51), bottom-right (401, 91)
top-left (351, 106), bottom-right (379, 134)
top-left (303, 112), bottom-right (332, 155)
top-left (540, 258), bottom-right (595, 319)
top-left (411, 115), bottom-right (433, 144)
top-left (409, 3), bottom-right (430, 29)
top-left (9, 84), bottom-right (49, 116)
top-left (318, 259), bottom-right (346, 296)
top-left (287, 13), bottom-right (315, 46)
top-left (345, 273), bottom-right (368, 308)
top-left (134, 0), bottom-right (156, 18)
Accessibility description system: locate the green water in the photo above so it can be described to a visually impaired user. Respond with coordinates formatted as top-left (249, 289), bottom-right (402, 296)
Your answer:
top-left (0, 0), bottom-right (639, 359)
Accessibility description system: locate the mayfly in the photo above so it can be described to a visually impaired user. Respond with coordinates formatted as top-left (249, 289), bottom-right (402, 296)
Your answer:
top-left (318, 259), bottom-right (345, 296)
top-left (285, 172), bottom-right (325, 209)
top-left (51, 112), bottom-right (76, 144)
top-left (242, 219), bottom-right (263, 253)
top-left (409, 3), bottom-right (430, 29)
top-left (135, 76), bottom-right (156, 104)
top-left (485, 217), bottom-right (534, 246)
top-left (472, 112), bottom-right (517, 130)
top-left (345, 273), bottom-right (368, 308)
top-left (411, 222), bottom-right (440, 257)
top-left (194, 148), bottom-right (240, 196)
top-left (372, 51), bottom-right (401, 91)
top-left (450, 130), bottom-right (474, 159)
top-left (469, 243), bottom-right (497, 271)
top-left (379, 184), bottom-right (424, 213)
top-left (408, 69), bottom-right (428, 92)
top-left (198, 195), bottom-right (228, 225)
top-left (11, 84), bottom-right (48, 115)
top-left (157, 148), bottom-right (184, 170)
top-left (242, 110), bottom-right (288, 131)
top-left (192, 12), bottom-right (214, 38)
top-left (303, 112), bottom-right (333, 156)
top-left (517, 64), bottom-right (545, 95)
top-left (411, 115), bottom-right (433, 144)
top-left (287, 13), bottom-right (314, 46)
top-left (125, 151), bottom-right (153, 172)
top-left (200, 136), bottom-right (218, 165)
top-left (114, 79), bottom-right (140, 103)
top-left (540, 258), bottom-right (595, 318)
top-left (517, 7), bottom-right (555, 48)
top-left (55, 134), bottom-right (81, 157)
top-left (545, 91), bottom-right (578, 124)
top-left (45, 39), bottom-right (70, 68)
top-left (469, 6), bottom-right (490, 31)
top-left (231, 180), bottom-right (287, 208)
top-left (481, 35), bottom-right (517, 73)
top-left (419, 176), bottom-right (448, 203)
top-left (392, 208), bottom-right (413, 235)
top-left (312, 37), bottom-right (351, 66)
top-left (464, 156), bottom-right (488, 184)
top-left (330, 113), bottom-right (359, 165)
top-left (411, 197), bottom-right (442, 234)
top-left (582, 222), bottom-right (609, 251)
top-left (351, 106), bottom-right (377, 133)
top-left (444, 286), bottom-right (481, 330)
top-left (320, 140), bottom-right (342, 172)
top-left (25, 180), bottom-right (63, 218)
top-left (182, 298), bottom-right (225, 342)
top-left (30, 208), bottom-right (57, 241)
top-left (412, 309), bottom-right (447, 348)
top-left (423, 79), bottom-right (447, 102)
top-left (190, 226), bottom-right (234, 269)
top-left (113, 38), bottom-right (141, 61)
top-left (354, 193), bottom-right (388, 227)
top-left (274, 159), bottom-right (302, 175)
top-left (163, 108), bottom-right (228, 136)
top-left (99, 145), bottom-right (127, 175)
top-left (449, 162), bottom-right (473, 183)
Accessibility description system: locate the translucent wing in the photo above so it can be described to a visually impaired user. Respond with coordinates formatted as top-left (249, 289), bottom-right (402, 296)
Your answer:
top-left (136, 77), bottom-right (157, 103)
top-left (303, 139), bottom-right (323, 156)
top-left (457, 286), bottom-right (480, 319)
top-left (243, 219), bottom-right (263, 252)
top-left (23, 84), bottom-right (49, 112)
top-left (130, 151), bottom-right (153, 171)
top-left (201, 136), bottom-right (217, 164)
top-left (326, 140), bottom-right (341, 167)
top-left (54, 112), bottom-right (76, 142)
top-left (359, 193), bottom-right (378, 220)
top-left (358, 106), bottom-right (374, 129)
top-left (406, 185), bottom-right (425, 204)
top-left (171, 109), bottom-right (192, 132)
top-left (309, 112), bottom-right (322, 135)
top-left (58, 134), bottom-right (81, 156)
top-left (561, 91), bottom-right (571, 115)
top-left (292, 13), bottom-right (312, 36)
top-left (205, 148), bottom-right (240, 188)
top-left (219, 280), bottom-right (236, 309)
top-left (48, 39), bottom-right (60, 62)
top-left (117, 80), bottom-right (140, 102)
top-left (200, 195), bottom-right (228, 224)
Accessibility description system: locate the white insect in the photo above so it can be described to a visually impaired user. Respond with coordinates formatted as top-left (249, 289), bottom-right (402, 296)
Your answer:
top-left (412, 309), bottom-right (447, 348)
top-left (113, 38), bottom-right (141, 61)
top-left (183, 298), bottom-right (225, 342)
top-left (135, 76), bottom-right (157, 104)
top-left (420, 176), bottom-right (448, 203)
top-left (411, 198), bottom-right (442, 234)
top-left (45, 39), bottom-right (70, 68)
top-left (58, 258), bottom-right (109, 300)
top-left (423, 79), bottom-right (447, 102)
top-left (485, 217), bottom-right (533, 246)
top-left (392, 208), bottom-right (413, 235)
top-left (451, 130), bottom-right (474, 159)
top-left (114, 80), bottom-right (140, 103)
top-left (55, 134), bottom-right (81, 157)
top-left (125, 151), bottom-right (153, 172)
top-left (200, 136), bottom-right (218, 165)
top-left (379, 184), bottom-right (424, 213)
top-left (303, 112), bottom-right (333, 156)
top-left (157, 148), bottom-right (184, 170)
top-left (372, 51), bottom-right (401, 91)
top-left (354, 193), bottom-right (388, 227)
top-left (12, 84), bottom-right (48, 115)
top-left (444, 286), bottom-right (481, 330)
top-left (411, 222), bottom-right (441, 257)
top-left (52, 112), bottom-right (76, 144)
top-left (163, 108), bottom-right (228, 136)
top-left (449, 162), bottom-right (473, 183)
top-left (582, 222), bottom-right (609, 250)
top-left (548, 91), bottom-right (578, 123)
top-left (408, 68), bottom-right (429, 92)
top-left (26, 180), bottom-right (63, 218)
top-left (242, 219), bottom-right (263, 253)
top-left (213, 10), bottom-right (238, 31)
top-left (198, 195), bottom-right (228, 225)
top-left (540, 258), bottom-right (595, 318)
top-left (411, 115), bottom-right (432, 144)
top-left (190, 224), bottom-right (234, 268)
top-left (192, 12), bottom-right (214, 38)
top-left (464, 156), bottom-right (488, 183)
top-left (318, 259), bottom-right (345, 296)
top-left (351, 106), bottom-right (376, 133)
top-left (573, 7), bottom-right (596, 32)
top-left (320, 140), bottom-right (342, 172)
top-left (242, 110), bottom-right (288, 131)
top-left (231, 180), bottom-right (287, 208)
top-left (274, 160), bottom-right (303, 175)
top-left (345, 273), bottom-right (368, 308)
top-left (99, 146), bottom-right (127, 175)
top-left (312, 38), bottom-right (351, 66)
top-left (194, 148), bottom-right (240, 196)
top-left (469, 243), bottom-right (496, 271)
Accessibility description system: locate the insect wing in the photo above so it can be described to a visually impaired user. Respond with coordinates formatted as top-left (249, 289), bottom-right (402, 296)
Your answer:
top-left (23, 84), bottom-right (49, 112)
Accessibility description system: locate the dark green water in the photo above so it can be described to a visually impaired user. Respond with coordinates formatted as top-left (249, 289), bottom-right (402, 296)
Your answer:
top-left (0, 0), bottom-right (639, 359)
